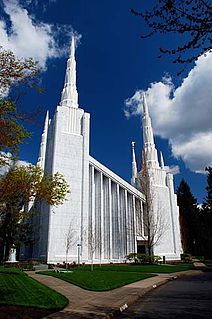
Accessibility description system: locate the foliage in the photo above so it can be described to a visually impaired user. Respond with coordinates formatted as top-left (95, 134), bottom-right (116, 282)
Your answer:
top-left (40, 270), bottom-right (154, 291)
top-left (126, 253), bottom-right (161, 264)
top-left (0, 47), bottom-right (40, 96)
top-left (204, 166), bottom-right (212, 209)
top-left (0, 99), bottom-right (30, 162)
top-left (0, 164), bottom-right (69, 261)
top-left (0, 267), bottom-right (68, 309)
top-left (177, 169), bottom-right (212, 258)
top-left (177, 179), bottom-right (200, 254)
top-left (131, 0), bottom-right (212, 74)
top-left (180, 253), bottom-right (193, 263)
top-left (0, 47), bottom-right (41, 163)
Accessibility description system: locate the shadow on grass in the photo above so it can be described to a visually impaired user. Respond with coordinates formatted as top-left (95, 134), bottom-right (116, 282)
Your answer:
top-left (0, 305), bottom-right (57, 319)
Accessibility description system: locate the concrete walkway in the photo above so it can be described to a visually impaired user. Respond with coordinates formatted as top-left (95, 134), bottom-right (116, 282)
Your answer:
top-left (27, 269), bottom-right (199, 318)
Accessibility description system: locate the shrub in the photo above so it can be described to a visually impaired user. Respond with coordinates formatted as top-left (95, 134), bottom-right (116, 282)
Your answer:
top-left (126, 253), bottom-right (161, 264)
top-left (180, 253), bottom-right (192, 263)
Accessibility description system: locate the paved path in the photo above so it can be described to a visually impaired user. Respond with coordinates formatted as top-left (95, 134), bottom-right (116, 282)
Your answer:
top-left (27, 270), bottom-right (198, 318)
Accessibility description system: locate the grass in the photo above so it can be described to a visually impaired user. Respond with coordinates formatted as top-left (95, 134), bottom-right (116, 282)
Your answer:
top-left (76, 263), bottom-right (194, 273)
top-left (0, 267), bottom-right (68, 310)
top-left (40, 270), bottom-right (155, 291)
top-left (39, 263), bottom-right (193, 291)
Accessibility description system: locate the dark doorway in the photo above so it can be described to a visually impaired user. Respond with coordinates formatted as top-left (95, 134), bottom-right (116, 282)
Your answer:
top-left (137, 245), bottom-right (146, 253)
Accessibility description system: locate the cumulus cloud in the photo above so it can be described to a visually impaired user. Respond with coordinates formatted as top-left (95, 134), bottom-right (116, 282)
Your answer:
top-left (125, 53), bottom-right (212, 173)
top-left (0, 152), bottom-right (30, 175)
top-left (0, 0), bottom-right (73, 68)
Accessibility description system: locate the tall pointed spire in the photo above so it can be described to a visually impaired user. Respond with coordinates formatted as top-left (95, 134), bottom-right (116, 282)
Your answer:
top-left (142, 92), bottom-right (159, 168)
top-left (160, 151), bottom-right (165, 169)
top-left (60, 35), bottom-right (78, 108)
top-left (131, 141), bottom-right (138, 186)
top-left (37, 111), bottom-right (49, 169)
top-left (142, 92), bottom-right (149, 115)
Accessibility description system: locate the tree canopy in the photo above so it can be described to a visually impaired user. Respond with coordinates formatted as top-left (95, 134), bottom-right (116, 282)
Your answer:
top-left (0, 165), bottom-right (69, 261)
top-left (132, 0), bottom-right (212, 74)
top-left (0, 48), bottom-right (69, 262)
top-left (0, 99), bottom-right (30, 160)
top-left (177, 179), bottom-right (199, 254)
top-left (0, 47), bottom-right (39, 96)
top-left (0, 47), bottom-right (40, 163)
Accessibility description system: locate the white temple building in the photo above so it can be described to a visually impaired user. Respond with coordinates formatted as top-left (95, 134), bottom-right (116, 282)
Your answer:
top-left (28, 37), bottom-right (182, 264)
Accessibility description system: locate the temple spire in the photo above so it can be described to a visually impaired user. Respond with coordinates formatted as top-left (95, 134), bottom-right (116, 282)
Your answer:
top-left (142, 92), bottom-right (149, 115)
top-left (142, 92), bottom-right (159, 168)
top-left (160, 151), bottom-right (165, 169)
top-left (60, 35), bottom-right (78, 108)
top-left (37, 111), bottom-right (49, 169)
top-left (131, 141), bottom-right (138, 186)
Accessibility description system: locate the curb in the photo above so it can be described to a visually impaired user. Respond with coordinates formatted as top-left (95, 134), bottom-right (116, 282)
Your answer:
top-left (108, 278), bottom-right (170, 318)
top-left (108, 270), bottom-right (199, 318)
top-left (36, 269), bottom-right (200, 318)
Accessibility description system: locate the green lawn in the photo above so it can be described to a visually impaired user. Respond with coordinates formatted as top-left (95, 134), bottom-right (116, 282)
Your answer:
top-left (40, 270), bottom-right (155, 291)
top-left (76, 263), bottom-right (194, 273)
top-left (0, 267), bottom-right (68, 309)
top-left (39, 263), bottom-right (193, 291)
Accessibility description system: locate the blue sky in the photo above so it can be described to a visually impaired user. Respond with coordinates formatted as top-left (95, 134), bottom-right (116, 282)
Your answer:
top-left (1, 0), bottom-right (211, 203)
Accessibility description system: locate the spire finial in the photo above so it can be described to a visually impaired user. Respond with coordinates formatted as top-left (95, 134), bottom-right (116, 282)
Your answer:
top-left (131, 141), bottom-right (138, 186)
top-left (37, 111), bottom-right (49, 169)
top-left (60, 35), bottom-right (78, 108)
top-left (142, 92), bottom-right (149, 115)
top-left (44, 110), bottom-right (49, 131)
top-left (70, 35), bottom-right (75, 57)
top-left (141, 92), bottom-right (159, 168)
top-left (160, 151), bottom-right (165, 169)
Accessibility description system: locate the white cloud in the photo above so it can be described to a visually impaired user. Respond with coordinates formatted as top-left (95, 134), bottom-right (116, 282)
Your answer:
top-left (0, 0), bottom-right (73, 68)
top-left (0, 152), bottom-right (30, 175)
top-left (125, 53), bottom-right (212, 173)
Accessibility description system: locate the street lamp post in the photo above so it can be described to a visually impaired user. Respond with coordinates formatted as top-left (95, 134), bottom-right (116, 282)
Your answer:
top-left (77, 243), bottom-right (81, 265)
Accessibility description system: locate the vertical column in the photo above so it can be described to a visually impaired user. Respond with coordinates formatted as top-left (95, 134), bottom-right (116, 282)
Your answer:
top-left (100, 172), bottom-right (104, 263)
top-left (117, 184), bottom-right (120, 260)
top-left (140, 200), bottom-right (144, 238)
top-left (167, 174), bottom-right (177, 253)
top-left (133, 195), bottom-right (137, 254)
top-left (125, 190), bottom-right (130, 255)
top-left (108, 178), bottom-right (113, 260)
top-left (91, 166), bottom-right (95, 261)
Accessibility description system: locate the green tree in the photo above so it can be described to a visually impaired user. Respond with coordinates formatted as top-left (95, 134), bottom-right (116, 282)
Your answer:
top-left (0, 47), bottom-right (40, 164)
top-left (0, 47), bottom-right (39, 96)
top-left (0, 99), bottom-right (30, 163)
top-left (0, 165), bottom-right (69, 261)
top-left (132, 0), bottom-right (212, 74)
top-left (0, 48), bottom-right (69, 262)
top-left (204, 166), bottom-right (212, 209)
top-left (177, 179), bottom-right (200, 254)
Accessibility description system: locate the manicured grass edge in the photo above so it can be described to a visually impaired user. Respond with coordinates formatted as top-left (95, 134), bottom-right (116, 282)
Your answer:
top-left (0, 271), bottom-right (69, 310)
top-left (38, 271), bottom-right (156, 291)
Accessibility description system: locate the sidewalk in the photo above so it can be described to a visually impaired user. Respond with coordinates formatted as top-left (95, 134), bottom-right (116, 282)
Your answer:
top-left (27, 269), bottom-right (199, 318)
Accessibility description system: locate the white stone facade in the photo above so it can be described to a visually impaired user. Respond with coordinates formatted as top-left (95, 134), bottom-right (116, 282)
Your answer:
top-left (28, 37), bottom-right (182, 264)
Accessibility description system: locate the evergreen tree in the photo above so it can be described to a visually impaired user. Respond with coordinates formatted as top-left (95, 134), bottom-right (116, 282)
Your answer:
top-left (177, 179), bottom-right (199, 255)
top-left (204, 167), bottom-right (212, 209)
